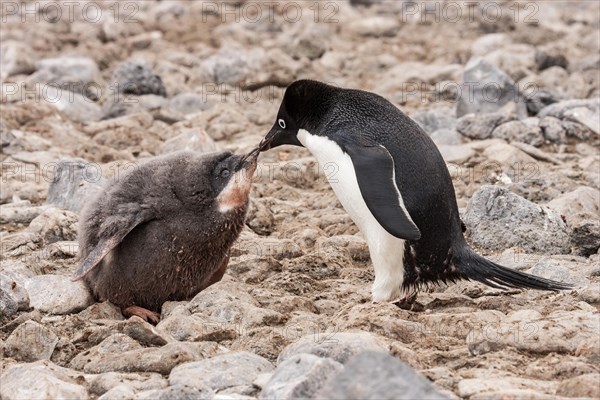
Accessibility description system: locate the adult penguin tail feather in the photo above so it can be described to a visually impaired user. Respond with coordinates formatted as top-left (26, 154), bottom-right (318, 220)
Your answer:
top-left (453, 245), bottom-right (573, 291)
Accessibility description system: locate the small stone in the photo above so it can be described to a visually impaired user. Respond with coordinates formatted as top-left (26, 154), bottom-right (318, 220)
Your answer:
top-left (0, 41), bottom-right (36, 78)
top-left (197, 48), bottom-right (264, 86)
top-left (44, 92), bottom-right (102, 123)
top-left (161, 129), bottom-right (218, 155)
top-left (546, 186), bottom-right (599, 227)
top-left (138, 384), bottom-right (215, 400)
top-left (538, 98), bottom-right (599, 119)
top-left (169, 351), bottom-right (274, 392)
top-left (278, 331), bottom-right (388, 364)
top-left (0, 272), bottom-right (29, 317)
top-left (46, 158), bottom-right (106, 213)
top-left (555, 373), bottom-right (600, 398)
top-left (4, 321), bottom-right (59, 361)
top-left (571, 220), bottom-right (600, 256)
top-left (97, 385), bottom-right (135, 400)
top-left (457, 57), bottom-right (527, 118)
top-left (482, 142), bottom-right (536, 166)
top-left (87, 371), bottom-right (167, 397)
top-left (438, 145), bottom-right (476, 164)
top-left (316, 351), bottom-right (449, 399)
top-left (349, 16), bottom-right (399, 37)
top-left (491, 120), bottom-right (544, 147)
top-left (535, 49), bottom-right (568, 71)
top-left (167, 92), bottom-right (213, 115)
top-left (29, 56), bottom-right (102, 100)
top-left (112, 61), bottom-right (167, 97)
top-left (24, 275), bottom-right (93, 315)
top-left (260, 354), bottom-right (343, 400)
top-left (524, 89), bottom-right (561, 116)
top-left (27, 207), bottom-right (78, 244)
top-left (464, 185), bottom-right (571, 254)
top-left (563, 106), bottom-right (600, 135)
top-left (430, 129), bottom-right (464, 145)
top-left (70, 335), bottom-right (222, 374)
top-left (0, 360), bottom-right (89, 400)
top-left (412, 107), bottom-right (457, 134)
top-left (456, 112), bottom-right (513, 140)
top-left (539, 116), bottom-right (567, 143)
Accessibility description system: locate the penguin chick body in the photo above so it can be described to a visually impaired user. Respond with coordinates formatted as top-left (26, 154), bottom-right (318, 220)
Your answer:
top-left (73, 150), bottom-right (257, 322)
top-left (261, 80), bottom-right (571, 302)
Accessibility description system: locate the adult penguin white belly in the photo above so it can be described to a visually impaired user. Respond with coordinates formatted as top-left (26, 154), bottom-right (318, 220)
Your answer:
top-left (260, 79), bottom-right (572, 304)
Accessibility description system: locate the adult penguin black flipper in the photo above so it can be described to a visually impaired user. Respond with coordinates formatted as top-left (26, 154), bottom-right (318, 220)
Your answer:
top-left (344, 143), bottom-right (421, 241)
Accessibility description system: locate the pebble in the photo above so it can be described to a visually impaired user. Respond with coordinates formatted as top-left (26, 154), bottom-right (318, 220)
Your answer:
top-left (29, 56), bottom-right (102, 100)
top-left (0, 360), bottom-right (89, 400)
top-left (316, 351), bottom-right (450, 399)
top-left (4, 320), bottom-right (58, 361)
top-left (456, 112), bottom-right (513, 140)
top-left (169, 351), bottom-right (274, 392)
top-left (46, 158), bottom-right (106, 213)
top-left (260, 354), bottom-right (343, 400)
top-left (491, 120), bottom-right (544, 147)
top-left (556, 373), bottom-right (600, 398)
top-left (24, 274), bottom-right (93, 315)
top-left (112, 61), bottom-right (167, 96)
top-left (457, 57), bottom-right (526, 118)
top-left (277, 331), bottom-right (388, 364)
top-left (0, 41), bottom-right (36, 79)
top-left (412, 107), bottom-right (457, 134)
top-left (167, 92), bottom-right (214, 115)
top-left (44, 92), bottom-right (102, 123)
top-left (161, 129), bottom-right (218, 155)
top-left (464, 185), bottom-right (571, 254)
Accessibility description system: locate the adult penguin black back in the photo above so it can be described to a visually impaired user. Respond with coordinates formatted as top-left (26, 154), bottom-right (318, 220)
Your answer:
top-left (260, 80), bottom-right (571, 303)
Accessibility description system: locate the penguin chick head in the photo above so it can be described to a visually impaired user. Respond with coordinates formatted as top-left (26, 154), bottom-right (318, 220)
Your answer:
top-left (214, 150), bottom-right (258, 214)
top-left (262, 80), bottom-right (336, 150)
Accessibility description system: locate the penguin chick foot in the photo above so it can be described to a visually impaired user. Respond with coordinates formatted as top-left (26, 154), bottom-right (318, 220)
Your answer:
top-left (122, 305), bottom-right (160, 324)
top-left (393, 292), bottom-right (419, 310)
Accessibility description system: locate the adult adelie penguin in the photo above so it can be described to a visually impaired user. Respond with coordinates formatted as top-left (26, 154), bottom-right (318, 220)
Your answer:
top-left (260, 80), bottom-right (571, 303)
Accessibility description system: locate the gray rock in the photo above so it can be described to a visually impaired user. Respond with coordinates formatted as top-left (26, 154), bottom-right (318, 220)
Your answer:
top-left (0, 41), bottom-right (36, 78)
top-left (315, 351), bottom-right (449, 399)
top-left (563, 107), bottom-right (599, 135)
top-left (528, 258), bottom-right (589, 288)
top-left (456, 112), bottom-right (513, 140)
top-left (162, 129), bottom-right (218, 155)
top-left (556, 373), bottom-right (600, 398)
top-left (43, 92), bottom-right (102, 123)
top-left (283, 24), bottom-right (329, 60)
top-left (538, 98), bottom-right (600, 119)
top-left (438, 145), bottom-right (476, 164)
top-left (457, 57), bottom-right (527, 118)
top-left (137, 384), bottom-right (215, 400)
top-left (169, 351), bottom-right (274, 392)
top-left (491, 120), bottom-right (544, 147)
top-left (46, 158), bottom-right (106, 213)
top-left (524, 89), bottom-right (561, 115)
top-left (561, 120), bottom-right (595, 140)
top-left (27, 207), bottom-right (78, 244)
top-left (24, 274), bottom-right (93, 314)
top-left (198, 48), bottom-right (264, 86)
top-left (87, 371), bottom-right (167, 397)
top-left (349, 16), bottom-right (400, 37)
top-left (112, 61), bottom-right (167, 96)
top-left (0, 202), bottom-right (49, 224)
top-left (70, 334), bottom-right (222, 374)
top-left (0, 271), bottom-right (29, 317)
top-left (98, 385), bottom-right (136, 400)
top-left (571, 220), bottom-right (600, 257)
top-left (540, 116), bottom-right (567, 143)
top-left (4, 320), bottom-right (59, 361)
top-left (546, 187), bottom-right (599, 227)
top-left (535, 49), bottom-right (568, 71)
top-left (278, 331), bottom-right (388, 364)
top-left (411, 107), bottom-right (457, 134)
top-left (260, 354), bottom-right (343, 400)
top-left (29, 56), bottom-right (101, 100)
top-left (167, 92), bottom-right (213, 115)
top-left (464, 185), bottom-right (571, 254)
top-left (0, 360), bottom-right (89, 400)
top-left (430, 129), bottom-right (464, 145)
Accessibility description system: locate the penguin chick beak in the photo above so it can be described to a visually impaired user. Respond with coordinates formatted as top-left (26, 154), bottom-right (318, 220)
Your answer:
top-left (216, 152), bottom-right (257, 213)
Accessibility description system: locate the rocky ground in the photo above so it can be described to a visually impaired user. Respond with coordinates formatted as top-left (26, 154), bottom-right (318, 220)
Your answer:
top-left (1, 1), bottom-right (599, 399)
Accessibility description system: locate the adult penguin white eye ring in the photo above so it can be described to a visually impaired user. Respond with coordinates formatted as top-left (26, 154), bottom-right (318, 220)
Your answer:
top-left (259, 79), bottom-right (572, 306)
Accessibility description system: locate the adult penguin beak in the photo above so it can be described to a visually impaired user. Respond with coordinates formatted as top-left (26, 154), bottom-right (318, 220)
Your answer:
top-left (259, 123), bottom-right (302, 151)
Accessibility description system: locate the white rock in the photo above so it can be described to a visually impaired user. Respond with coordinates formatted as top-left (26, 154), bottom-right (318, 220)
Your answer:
top-left (25, 274), bottom-right (93, 314)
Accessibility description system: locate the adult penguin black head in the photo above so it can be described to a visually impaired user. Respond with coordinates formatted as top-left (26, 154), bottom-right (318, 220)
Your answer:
top-left (259, 79), bottom-right (572, 307)
top-left (261, 80), bottom-right (336, 150)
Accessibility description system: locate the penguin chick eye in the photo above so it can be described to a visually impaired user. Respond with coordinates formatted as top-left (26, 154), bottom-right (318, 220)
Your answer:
top-left (278, 118), bottom-right (286, 129)
top-left (220, 168), bottom-right (230, 178)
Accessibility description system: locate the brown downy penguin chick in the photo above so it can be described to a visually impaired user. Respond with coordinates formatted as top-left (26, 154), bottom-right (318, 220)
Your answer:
top-left (72, 149), bottom-right (259, 323)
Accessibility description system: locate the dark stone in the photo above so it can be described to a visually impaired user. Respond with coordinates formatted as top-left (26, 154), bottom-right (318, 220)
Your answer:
top-left (316, 351), bottom-right (450, 400)
top-left (112, 61), bottom-right (167, 97)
